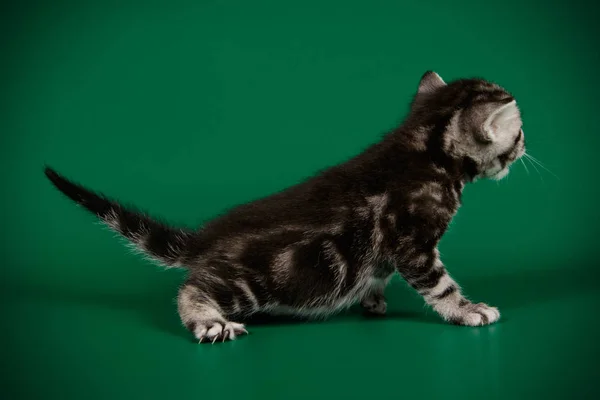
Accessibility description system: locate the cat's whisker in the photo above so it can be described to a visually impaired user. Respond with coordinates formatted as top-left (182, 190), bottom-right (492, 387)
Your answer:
top-left (525, 156), bottom-right (544, 182)
top-left (524, 153), bottom-right (544, 168)
top-left (524, 153), bottom-right (559, 180)
top-left (529, 156), bottom-right (559, 179)
top-left (519, 158), bottom-right (530, 175)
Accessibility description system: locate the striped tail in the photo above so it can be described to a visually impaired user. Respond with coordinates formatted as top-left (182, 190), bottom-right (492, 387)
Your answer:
top-left (44, 167), bottom-right (194, 268)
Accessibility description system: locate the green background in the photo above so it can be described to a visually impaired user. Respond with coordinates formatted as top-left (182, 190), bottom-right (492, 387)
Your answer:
top-left (2, 0), bottom-right (599, 399)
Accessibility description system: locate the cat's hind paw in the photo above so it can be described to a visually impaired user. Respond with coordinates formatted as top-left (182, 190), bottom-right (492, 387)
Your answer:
top-left (193, 321), bottom-right (248, 343)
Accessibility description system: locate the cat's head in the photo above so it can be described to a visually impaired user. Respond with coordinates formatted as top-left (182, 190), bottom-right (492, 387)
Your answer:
top-left (413, 71), bottom-right (525, 181)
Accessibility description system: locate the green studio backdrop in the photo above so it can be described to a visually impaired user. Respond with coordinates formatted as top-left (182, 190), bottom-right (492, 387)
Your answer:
top-left (1, 0), bottom-right (599, 399)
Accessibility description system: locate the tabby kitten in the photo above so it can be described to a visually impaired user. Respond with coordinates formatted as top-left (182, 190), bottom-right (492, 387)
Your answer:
top-left (45, 71), bottom-right (525, 343)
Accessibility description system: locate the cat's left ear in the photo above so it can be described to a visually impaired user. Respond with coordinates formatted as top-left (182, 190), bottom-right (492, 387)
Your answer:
top-left (418, 71), bottom-right (446, 94)
top-left (480, 100), bottom-right (520, 143)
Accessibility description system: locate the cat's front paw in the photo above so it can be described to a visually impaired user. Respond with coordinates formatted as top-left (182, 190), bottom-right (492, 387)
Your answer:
top-left (361, 293), bottom-right (387, 316)
top-left (449, 302), bottom-right (500, 326)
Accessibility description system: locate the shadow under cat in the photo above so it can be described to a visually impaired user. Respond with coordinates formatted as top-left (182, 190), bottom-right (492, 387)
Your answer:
top-left (14, 261), bottom-right (599, 342)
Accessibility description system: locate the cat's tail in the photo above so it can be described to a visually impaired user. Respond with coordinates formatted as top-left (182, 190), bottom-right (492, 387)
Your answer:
top-left (44, 167), bottom-right (196, 269)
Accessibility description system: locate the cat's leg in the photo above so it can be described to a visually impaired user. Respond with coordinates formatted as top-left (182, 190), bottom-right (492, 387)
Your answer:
top-left (360, 275), bottom-right (393, 316)
top-left (399, 250), bottom-right (500, 326)
top-left (178, 279), bottom-right (249, 343)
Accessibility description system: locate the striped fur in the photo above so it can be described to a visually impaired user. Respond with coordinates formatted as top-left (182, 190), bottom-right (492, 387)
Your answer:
top-left (45, 71), bottom-right (525, 342)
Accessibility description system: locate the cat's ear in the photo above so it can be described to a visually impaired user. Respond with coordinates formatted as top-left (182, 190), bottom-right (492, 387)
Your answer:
top-left (480, 100), bottom-right (520, 143)
top-left (418, 71), bottom-right (446, 94)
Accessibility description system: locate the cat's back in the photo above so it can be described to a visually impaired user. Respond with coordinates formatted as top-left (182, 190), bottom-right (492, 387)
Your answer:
top-left (196, 137), bottom-right (461, 249)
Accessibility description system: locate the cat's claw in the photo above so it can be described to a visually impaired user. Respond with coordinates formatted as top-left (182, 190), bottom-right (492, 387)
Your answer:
top-left (194, 321), bottom-right (248, 343)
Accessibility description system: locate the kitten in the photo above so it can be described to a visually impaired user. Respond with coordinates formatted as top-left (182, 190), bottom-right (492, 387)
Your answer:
top-left (45, 71), bottom-right (525, 343)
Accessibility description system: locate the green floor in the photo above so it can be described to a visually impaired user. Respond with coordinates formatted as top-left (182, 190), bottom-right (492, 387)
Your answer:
top-left (2, 1), bottom-right (599, 399)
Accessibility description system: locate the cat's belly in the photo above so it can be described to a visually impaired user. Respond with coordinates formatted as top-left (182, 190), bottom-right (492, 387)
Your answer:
top-left (263, 275), bottom-right (389, 318)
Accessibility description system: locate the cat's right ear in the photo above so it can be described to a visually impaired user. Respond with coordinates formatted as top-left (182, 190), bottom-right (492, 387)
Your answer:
top-left (418, 71), bottom-right (446, 94)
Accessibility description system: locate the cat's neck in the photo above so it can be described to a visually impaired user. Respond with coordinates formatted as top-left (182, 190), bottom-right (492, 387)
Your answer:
top-left (380, 132), bottom-right (471, 183)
